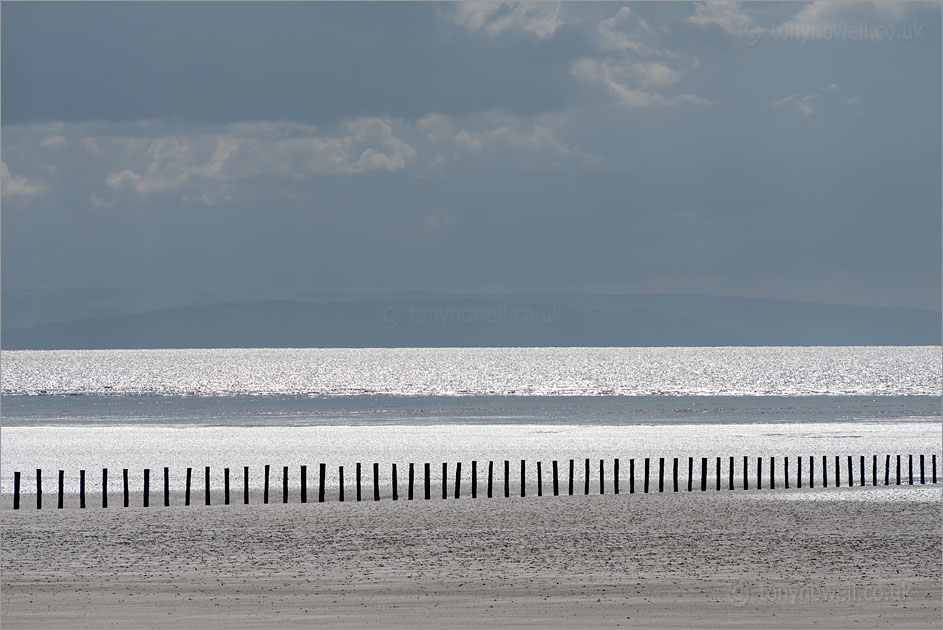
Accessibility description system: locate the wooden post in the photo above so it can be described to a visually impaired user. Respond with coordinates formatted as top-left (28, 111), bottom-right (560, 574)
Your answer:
top-left (504, 460), bottom-right (510, 498)
top-left (847, 455), bottom-right (853, 487)
top-left (472, 461), bottom-right (477, 499)
top-left (80, 470), bottom-right (86, 508)
top-left (392, 463), bottom-right (399, 501)
top-left (36, 469), bottom-right (42, 510)
top-left (729, 456), bottom-right (734, 490)
top-left (896, 454), bottom-right (901, 486)
top-left (537, 461), bottom-right (543, 497)
top-left (584, 458), bottom-right (590, 496)
top-left (165, 467), bottom-right (171, 506)
top-left (701, 458), bottom-right (707, 492)
top-left (872, 455), bottom-right (877, 487)
top-left (797, 456), bottom-right (802, 489)
top-left (933, 455), bottom-right (937, 484)
top-left (206, 466), bottom-right (212, 506)
top-left (687, 457), bottom-right (693, 492)
top-left (743, 456), bottom-right (748, 490)
top-left (809, 456), bottom-right (814, 489)
top-left (769, 457), bottom-right (775, 490)
top-left (521, 460), bottom-right (526, 498)
top-left (409, 463), bottom-right (415, 500)
top-left (716, 457), bottom-right (721, 491)
top-left (58, 470), bottom-right (64, 509)
top-left (908, 455), bottom-right (913, 485)
top-left (884, 455), bottom-right (890, 486)
top-left (657, 457), bottom-right (664, 493)
top-left (443, 462), bottom-right (449, 500)
top-left (263, 464), bottom-right (270, 504)
top-left (822, 456), bottom-right (827, 488)
top-left (614, 458), bottom-right (620, 495)
top-left (374, 462), bottom-right (380, 501)
top-left (356, 463), bottom-right (362, 502)
top-left (424, 463), bottom-right (431, 500)
top-left (599, 460), bottom-right (605, 495)
top-left (339, 466), bottom-right (345, 502)
top-left (13, 471), bottom-right (20, 510)
top-left (784, 457), bottom-right (789, 490)
top-left (860, 456), bottom-right (865, 487)
top-left (143, 469), bottom-right (149, 508)
top-left (123, 468), bottom-right (129, 507)
top-left (487, 461), bottom-right (493, 498)
top-left (920, 454), bottom-right (925, 484)
top-left (225, 468), bottom-right (231, 505)
top-left (318, 463), bottom-right (327, 503)
top-left (282, 466), bottom-right (288, 504)
top-left (244, 466), bottom-right (250, 505)
top-left (834, 455), bottom-right (839, 488)
top-left (568, 459), bottom-right (574, 496)
top-left (756, 458), bottom-right (762, 490)
top-left (552, 460), bottom-right (559, 496)
top-left (185, 467), bottom-right (191, 506)
top-left (672, 457), bottom-right (679, 492)
top-left (629, 458), bottom-right (635, 494)
top-left (643, 457), bottom-right (649, 494)
top-left (300, 466), bottom-right (306, 504)
top-left (102, 468), bottom-right (109, 508)
top-left (455, 462), bottom-right (461, 499)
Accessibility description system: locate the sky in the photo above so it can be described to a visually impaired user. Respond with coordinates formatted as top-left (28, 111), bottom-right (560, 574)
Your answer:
top-left (2, 1), bottom-right (940, 309)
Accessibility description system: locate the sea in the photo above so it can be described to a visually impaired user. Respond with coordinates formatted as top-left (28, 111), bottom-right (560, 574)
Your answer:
top-left (1, 346), bottom-right (940, 496)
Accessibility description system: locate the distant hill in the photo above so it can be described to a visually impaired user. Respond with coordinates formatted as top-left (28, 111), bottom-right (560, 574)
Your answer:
top-left (2, 290), bottom-right (939, 349)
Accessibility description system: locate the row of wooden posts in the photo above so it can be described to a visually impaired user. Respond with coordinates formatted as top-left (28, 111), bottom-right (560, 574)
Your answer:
top-left (10, 454), bottom-right (939, 510)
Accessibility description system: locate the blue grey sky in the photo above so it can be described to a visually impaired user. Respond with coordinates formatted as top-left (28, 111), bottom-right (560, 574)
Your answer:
top-left (2, 2), bottom-right (940, 309)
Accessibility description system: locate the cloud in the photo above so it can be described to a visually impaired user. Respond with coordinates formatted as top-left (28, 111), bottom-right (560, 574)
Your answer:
top-left (90, 192), bottom-right (116, 208)
top-left (597, 7), bottom-right (654, 52)
top-left (573, 6), bottom-right (708, 108)
top-left (1, 162), bottom-right (48, 198)
top-left (101, 118), bottom-right (418, 204)
top-left (780, 1), bottom-right (911, 38)
top-left (40, 135), bottom-right (68, 149)
top-left (453, 1), bottom-right (564, 39)
top-left (685, 1), bottom-right (754, 35)
top-left (571, 58), bottom-right (707, 108)
top-left (686, 1), bottom-right (923, 44)
top-left (771, 83), bottom-right (846, 115)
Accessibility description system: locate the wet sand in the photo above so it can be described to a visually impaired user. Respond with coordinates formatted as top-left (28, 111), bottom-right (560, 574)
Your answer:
top-left (2, 487), bottom-right (940, 629)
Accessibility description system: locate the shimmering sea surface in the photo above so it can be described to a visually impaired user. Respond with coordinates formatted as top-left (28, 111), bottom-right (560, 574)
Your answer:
top-left (1, 347), bottom-right (940, 497)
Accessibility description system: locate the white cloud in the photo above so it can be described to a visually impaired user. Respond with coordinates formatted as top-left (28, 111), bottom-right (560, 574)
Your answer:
top-left (40, 135), bottom-right (68, 149)
top-left (90, 192), bottom-right (116, 208)
top-left (686, 1), bottom-right (923, 44)
top-left (685, 2), bottom-right (754, 35)
top-left (576, 6), bottom-right (707, 109)
top-left (453, 2), bottom-right (564, 39)
top-left (782, 1), bottom-right (909, 34)
top-left (571, 58), bottom-right (707, 108)
top-left (772, 83), bottom-right (844, 116)
top-left (597, 7), bottom-right (653, 52)
top-left (102, 118), bottom-right (418, 204)
top-left (1, 162), bottom-right (48, 198)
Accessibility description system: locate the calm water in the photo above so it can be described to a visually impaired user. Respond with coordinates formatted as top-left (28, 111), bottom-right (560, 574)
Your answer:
top-left (1, 347), bottom-right (940, 495)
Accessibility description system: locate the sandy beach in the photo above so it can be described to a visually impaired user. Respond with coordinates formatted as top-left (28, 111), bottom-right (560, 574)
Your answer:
top-left (2, 486), bottom-right (940, 629)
